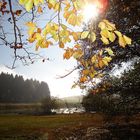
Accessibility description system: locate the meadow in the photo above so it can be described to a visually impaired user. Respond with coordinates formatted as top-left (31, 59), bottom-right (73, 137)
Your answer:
top-left (0, 113), bottom-right (139, 140)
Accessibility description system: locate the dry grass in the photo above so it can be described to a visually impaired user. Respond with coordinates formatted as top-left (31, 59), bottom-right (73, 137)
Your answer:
top-left (0, 113), bottom-right (139, 140)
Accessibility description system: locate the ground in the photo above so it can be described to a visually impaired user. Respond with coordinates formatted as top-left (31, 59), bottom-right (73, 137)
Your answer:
top-left (0, 113), bottom-right (139, 140)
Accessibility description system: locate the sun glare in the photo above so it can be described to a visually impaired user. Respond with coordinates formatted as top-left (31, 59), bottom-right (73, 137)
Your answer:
top-left (83, 4), bottom-right (99, 22)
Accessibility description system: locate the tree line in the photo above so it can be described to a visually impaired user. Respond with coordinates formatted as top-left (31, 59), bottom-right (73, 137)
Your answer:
top-left (0, 72), bottom-right (51, 103)
top-left (82, 61), bottom-right (140, 115)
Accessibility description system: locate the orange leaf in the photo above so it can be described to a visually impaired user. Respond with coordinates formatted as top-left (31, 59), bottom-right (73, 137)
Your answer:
top-left (37, 6), bottom-right (43, 13)
top-left (59, 41), bottom-right (64, 48)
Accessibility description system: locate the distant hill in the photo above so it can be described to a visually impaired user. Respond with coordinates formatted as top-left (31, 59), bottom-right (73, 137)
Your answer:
top-left (61, 95), bottom-right (83, 103)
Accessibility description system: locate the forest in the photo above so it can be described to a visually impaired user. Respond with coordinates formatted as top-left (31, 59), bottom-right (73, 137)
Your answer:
top-left (0, 72), bottom-right (51, 103)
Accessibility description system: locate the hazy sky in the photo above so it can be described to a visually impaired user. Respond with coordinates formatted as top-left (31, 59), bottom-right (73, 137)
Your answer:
top-left (0, 1), bottom-right (83, 98)
top-left (0, 46), bottom-right (82, 98)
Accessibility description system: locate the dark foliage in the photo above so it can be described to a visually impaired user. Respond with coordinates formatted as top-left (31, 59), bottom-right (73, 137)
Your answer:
top-left (0, 72), bottom-right (51, 103)
top-left (82, 61), bottom-right (140, 115)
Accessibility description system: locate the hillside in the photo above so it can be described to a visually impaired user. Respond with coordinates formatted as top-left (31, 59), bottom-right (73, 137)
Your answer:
top-left (61, 95), bottom-right (83, 103)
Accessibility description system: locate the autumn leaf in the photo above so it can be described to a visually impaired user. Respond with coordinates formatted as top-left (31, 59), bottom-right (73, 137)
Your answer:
top-left (114, 30), bottom-right (122, 37)
top-left (101, 29), bottom-right (109, 38)
top-left (105, 48), bottom-right (114, 56)
top-left (67, 13), bottom-right (77, 26)
top-left (119, 35), bottom-right (126, 48)
top-left (19, 0), bottom-right (44, 11)
top-left (59, 41), bottom-right (64, 48)
top-left (73, 0), bottom-right (84, 11)
top-left (26, 22), bottom-right (37, 36)
top-left (108, 32), bottom-right (116, 42)
top-left (89, 32), bottom-right (96, 42)
top-left (71, 32), bottom-right (78, 41)
top-left (98, 59), bottom-right (104, 68)
top-left (71, 83), bottom-right (77, 89)
top-left (74, 44), bottom-right (81, 49)
top-left (81, 31), bottom-right (89, 39)
top-left (63, 48), bottom-right (73, 59)
top-left (73, 50), bottom-right (83, 59)
top-left (15, 10), bottom-right (22, 16)
top-left (80, 76), bottom-right (87, 83)
top-left (102, 56), bottom-right (112, 66)
top-left (101, 36), bottom-right (109, 44)
top-left (103, 19), bottom-right (116, 31)
top-left (82, 69), bottom-right (90, 75)
top-left (37, 6), bottom-right (43, 13)
top-left (98, 21), bottom-right (106, 30)
top-left (91, 55), bottom-right (97, 63)
top-left (123, 35), bottom-right (132, 45)
top-left (25, 0), bottom-right (33, 12)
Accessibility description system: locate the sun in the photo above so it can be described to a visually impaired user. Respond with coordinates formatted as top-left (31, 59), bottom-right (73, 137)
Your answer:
top-left (83, 4), bottom-right (99, 22)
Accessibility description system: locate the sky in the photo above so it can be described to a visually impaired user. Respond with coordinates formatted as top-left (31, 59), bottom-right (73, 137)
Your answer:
top-left (0, 0), bottom-right (83, 98)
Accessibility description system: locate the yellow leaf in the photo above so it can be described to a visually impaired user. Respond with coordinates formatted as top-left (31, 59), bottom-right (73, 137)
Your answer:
top-left (28, 36), bottom-right (36, 43)
top-left (71, 32), bottom-right (79, 41)
top-left (64, 3), bottom-right (70, 11)
top-left (91, 55), bottom-right (97, 63)
top-left (26, 21), bottom-right (36, 27)
top-left (52, 23), bottom-right (59, 31)
top-left (76, 15), bottom-right (83, 26)
top-left (114, 31), bottom-right (122, 37)
top-left (34, 0), bottom-right (39, 6)
top-left (25, 0), bottom-right (33, 12)
top-left (39, 0), bottom-right (44, 4)
top-left (63, 11), bottom-right (71, 19)
top-left (101, 36), bottom-right (109, 44)
top-left (34, 0), bottom-right (44, 5)
top-left (103, 19), bottom-right (116, 31)
top-left (98, 21), bottom-right (106, 30)
top-left (103, 56), bottom-right (112, 65)
top-left (26, 22), bottom-right (36, 36)
top-left (54, 2), bottom-right (60, 11)
top-left (61, 24), bottom-right (67, 30)
top-left (101, 29), bottom-right (109, 38)
top-left (35, 33), bottom-right (42, 40)
top-left (105, 48), bottom-right (114, 56)
top-left (123, 35), bottom-right (132, 45)
top-left (81, 31), bottom-right (89, 39)
top-left (42, 40), bottom-right (49, 48)
top-left (67, 13), bottom-right (77, 26)
top-left (108, 32), bottom-right (116, 42)
top-left (47, 3), bottom-right (53, 9)
top-left (48, 0), bottom-right (56, 7)
top-left (19, 0), bottom-right (27, 5)
top-left (89, 32), bottom-right (96, 42)
top-left (89, 72), bottom-right (95, 79)
top-left (73, 0), bottom-right (84, 11)
top-left (73, 50), bottom-right (83, 59)
top-left (74, 44), bottom-right (81, 49)
top-left (119, 36), bottom-right (126, 48)
top-left (99, 50), bottom-right (103, 56)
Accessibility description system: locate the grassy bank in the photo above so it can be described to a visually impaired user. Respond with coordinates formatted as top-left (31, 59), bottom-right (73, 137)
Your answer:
top-left (0, 113), bottom-right (139, 140)
top-left (0, 113), bottom-right (103, 140)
